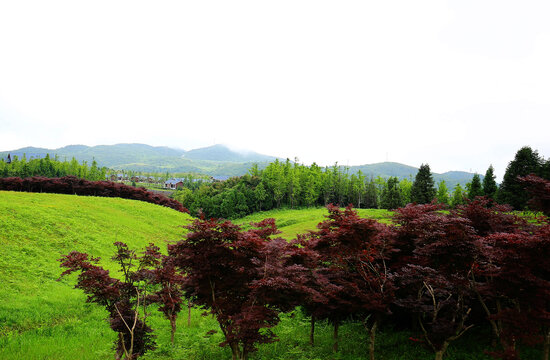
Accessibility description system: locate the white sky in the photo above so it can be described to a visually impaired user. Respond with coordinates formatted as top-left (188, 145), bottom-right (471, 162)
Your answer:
top-left (1, 0), bottom-right (549, 180)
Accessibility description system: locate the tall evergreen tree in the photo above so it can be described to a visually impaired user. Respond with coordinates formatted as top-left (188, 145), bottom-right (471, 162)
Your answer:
top-left (482, 165), bottom-right (498, 199)
top-left (435, 180), bottom-right (449, 205)
top-left (364, 178), bottom-right (379, 209)
top-left (451, 184), bottom-right (466, 208)
top-left (540, 159), bottom-right (550, 180)
top-left (467, 174), bottom-right (483, 200)
top-left (497, 146), bottom-right (543, 209)
top-left (399, 178), bottom-right (413, 205)
top-left (410, 164), bottom-right (436, 204)
top-left (381, 176), bottom-right (403, 209)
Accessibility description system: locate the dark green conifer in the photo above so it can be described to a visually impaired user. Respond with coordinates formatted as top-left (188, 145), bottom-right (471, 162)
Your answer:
top-left (411, 164), bottom-right (436, 204)
top-left (436, 180), bottom-right (449, 205)
top-left (467, 174), bottom-right (483, 200)
top-left (482, 165), bottom-right (498, 199)
top-left (497, 146), bottom-right (543, 209)
top-left (381, 177), bottom-right (403, 209)
top-left (451, 184), bottom-right (466, 207)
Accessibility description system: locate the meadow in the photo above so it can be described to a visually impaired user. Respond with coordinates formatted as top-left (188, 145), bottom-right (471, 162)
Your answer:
top-left (234, 207), bottom-right (394, 240)
top-left (0, 191), bottom-right (542, 359)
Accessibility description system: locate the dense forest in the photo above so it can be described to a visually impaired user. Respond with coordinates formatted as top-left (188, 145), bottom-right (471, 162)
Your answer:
top-left (0, 154), bottom-right (107, 181)
top-left (173, 163), bottom-right (502, 219)
top-left (173, 146), bottom-right (549, 219)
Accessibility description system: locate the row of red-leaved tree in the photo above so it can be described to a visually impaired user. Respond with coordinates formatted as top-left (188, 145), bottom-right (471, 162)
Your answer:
top-left (0, 176), bottom-right (187, 213)
top-left (59, 175), bottom-right (550, 360)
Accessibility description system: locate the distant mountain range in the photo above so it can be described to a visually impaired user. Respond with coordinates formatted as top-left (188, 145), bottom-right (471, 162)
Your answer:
top-left (1, 143), bottom-right (480, 188)
top-left (348, 162), bottom-right (481, 190)
top-left (1, 144), bottom-right (280, 177)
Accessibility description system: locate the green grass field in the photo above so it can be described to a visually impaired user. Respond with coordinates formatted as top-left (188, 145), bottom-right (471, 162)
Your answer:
top-left (235, 207), bottom-right (394, 240)
top-left (0, 191), bottom-right (193, 359)
top-left (0, 192), bottom-right (541, 359)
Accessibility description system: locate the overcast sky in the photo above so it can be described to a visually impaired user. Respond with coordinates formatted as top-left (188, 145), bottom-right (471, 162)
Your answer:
top-left (1, 1), bottom-right (549, 180)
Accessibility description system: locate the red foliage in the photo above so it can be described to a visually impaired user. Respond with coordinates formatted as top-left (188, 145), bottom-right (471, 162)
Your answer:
top-left (453, 198), bottom-right (550, 359)
top-left (453, 197), bottom-right (533, 236)
top-left (477, 225), bottom-right (550, 358)
top-left (59, 243), bottom-right (158, 359)
top-left (137, 244), bottom-right (185, 344)
top-left (168, 217), bottom-right (308, 359)
top-left (0, 176), bottom-right (188, 213)
top-left (303, 205), bottom-right (395, 322)
top-left (519, 174), bottom-right (550, 217)
top-left (392, 203), bottom-right (478, 356)
top-left (295, 204), bottom-right (395, 357)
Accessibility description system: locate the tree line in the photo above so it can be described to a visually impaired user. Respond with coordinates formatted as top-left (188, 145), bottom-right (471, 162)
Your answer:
top-left (173, 161), bottom-right (493, 219)
top-left (3, 146), bottom-right (548, 219)
top-left (60, 178), bottom-right (550, 360)
top-left (0, 154), bottom-right (107, 181)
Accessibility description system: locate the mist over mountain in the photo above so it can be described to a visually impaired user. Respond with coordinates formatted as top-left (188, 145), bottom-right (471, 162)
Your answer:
top-left (182, 144), bottom-right (279, 163)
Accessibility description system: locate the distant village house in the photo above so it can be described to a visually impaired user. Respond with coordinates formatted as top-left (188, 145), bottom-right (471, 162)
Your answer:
top-left (164, 178), bottom-right (185, 190)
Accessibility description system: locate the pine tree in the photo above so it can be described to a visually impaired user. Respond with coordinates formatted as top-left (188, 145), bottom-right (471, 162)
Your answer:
top-left (436, 180), bottom-right (449, 205)
top-left (497, 146), bottom-right (543, 209)
top-left (254, 182), bottom-right (267, 211)
top-left (381, 177), bottom-right (403, 209)
top-left (482, 165), bottom-right (498, 199)
top-left (451, 184), bottom-right (466, 208)
top-left (399, 178), bottom-right (413, 205)
top-left (411, 164), bottom-right (436, 204)
top-left (467, 174), bottom-right (483, 200)
top-left (364, 178), bottom-right (379, 209)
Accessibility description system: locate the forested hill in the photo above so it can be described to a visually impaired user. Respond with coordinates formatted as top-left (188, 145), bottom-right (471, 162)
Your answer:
top-left (0, 143), bottom-right (278, 176)
top-left (2, 143), bottom-right (480, 186)
top-left (348, 162), bottom-right (482, 190)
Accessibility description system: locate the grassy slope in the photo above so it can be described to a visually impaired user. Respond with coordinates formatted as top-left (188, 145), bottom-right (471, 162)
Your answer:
top-left (235, 207), bottom-right (394, 240)
top-left (1, 193), bottom-right (533, 359)
top-left (0, 191), bottom-right (192, 359)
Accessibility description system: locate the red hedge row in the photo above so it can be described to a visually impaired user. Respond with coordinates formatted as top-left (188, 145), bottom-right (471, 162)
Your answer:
top-left (0, 176), bottom-right (188, 214)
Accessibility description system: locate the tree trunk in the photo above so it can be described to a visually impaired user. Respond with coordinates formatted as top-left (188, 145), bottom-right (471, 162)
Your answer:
top-left (333, 321), bottom-right (340, 353)
top-left (434, 342), bottom-right (449, 360)
top-left (170, 317), bottom-right (177, 344)
top-left (368, 320), bottom-right (378, 360)
top-left (230, 343), bottom-right (241, 360)
top-left (309, 315), bottom-right (315, 346)
top-left (543, 328), bottom-right (550, 360)
top-left (310, 315), bottom-right (315, 346)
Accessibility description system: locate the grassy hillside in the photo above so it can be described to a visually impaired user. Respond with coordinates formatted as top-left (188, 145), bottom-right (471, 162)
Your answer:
top-left (235, 207), bottom-right (394, 240)
top-left (0, 193), bottom-right (508, 359)
top-left (0, 191), bottom-right (192, 359)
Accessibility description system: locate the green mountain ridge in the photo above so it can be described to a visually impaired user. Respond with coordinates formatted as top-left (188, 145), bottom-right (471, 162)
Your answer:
top-left (348, 163), bottom-right (482, 189)
top-left (1, 143), bottom-right (481, 187)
